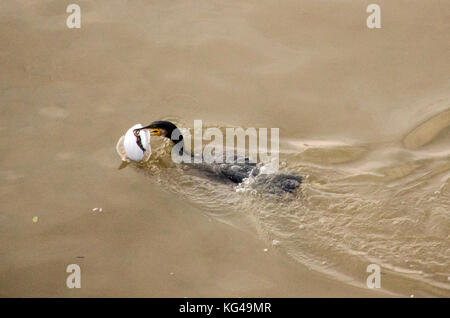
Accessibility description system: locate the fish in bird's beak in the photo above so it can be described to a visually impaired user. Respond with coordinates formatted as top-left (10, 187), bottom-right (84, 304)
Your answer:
top-left (116, 124), bottom-right (152, 163)
top-left (132, 127), bottom-right (159, 151)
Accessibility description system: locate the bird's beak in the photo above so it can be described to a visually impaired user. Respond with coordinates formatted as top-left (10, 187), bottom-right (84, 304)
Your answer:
top-left (137, 123), bottom-right (162, 136)
top-left (150, 128), bottom-right (161, 136)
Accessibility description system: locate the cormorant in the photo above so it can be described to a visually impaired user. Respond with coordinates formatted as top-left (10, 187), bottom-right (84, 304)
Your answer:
top-left (133, 120), bottom-right (302, 193)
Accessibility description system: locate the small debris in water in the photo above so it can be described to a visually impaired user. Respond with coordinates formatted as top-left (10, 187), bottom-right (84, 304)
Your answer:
top-left (32, 216), bottom-right (38, 223)
top-left (169, 272), bottom-right (174, 275)
top-left (263, 248), bottom-right (268, 252)
top-left (272, 240), bottom-right (280, 246)
top-left (410, 294), bottom-right (414, 298)
top-left (92, 208), bottom-right (98, 212)
top-left (92, 208), bottom-right (103, 212)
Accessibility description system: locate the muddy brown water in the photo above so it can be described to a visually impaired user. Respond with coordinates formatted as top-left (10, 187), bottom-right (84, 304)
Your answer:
top-left (1, 0), bottom-right (449, 296)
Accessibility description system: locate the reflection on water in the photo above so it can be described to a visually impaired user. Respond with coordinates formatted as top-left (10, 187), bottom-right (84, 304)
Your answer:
top-left (128, 109), bottom-right (450, 295)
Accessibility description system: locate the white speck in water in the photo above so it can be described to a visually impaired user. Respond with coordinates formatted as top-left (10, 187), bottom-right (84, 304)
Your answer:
top-left (92, 208), bottom-right (98, 212)
top-left (272, 240), bottom-right (280, 246)
top-left (99, 208), bottom-right (103, 212)
top-left (410, 294), bottom-right (414, 298)
top-left (263, 248), bottom-right (268, 252)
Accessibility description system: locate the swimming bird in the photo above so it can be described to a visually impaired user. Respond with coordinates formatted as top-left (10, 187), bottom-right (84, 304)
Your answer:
top-left (133, 120), bottom-right (302, 193)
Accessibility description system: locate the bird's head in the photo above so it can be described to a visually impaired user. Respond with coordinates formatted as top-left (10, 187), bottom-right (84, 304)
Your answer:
top-left (133, 121), bottom-right (181, 141)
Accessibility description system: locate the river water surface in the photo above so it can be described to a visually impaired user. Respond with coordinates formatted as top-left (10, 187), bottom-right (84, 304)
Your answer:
top-left (1, 0), bottom-right (449, 296)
